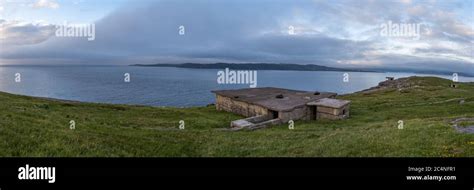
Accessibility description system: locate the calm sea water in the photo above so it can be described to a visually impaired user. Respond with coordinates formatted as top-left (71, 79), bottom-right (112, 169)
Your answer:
top-left (0, 66), bottom-right (472, 107)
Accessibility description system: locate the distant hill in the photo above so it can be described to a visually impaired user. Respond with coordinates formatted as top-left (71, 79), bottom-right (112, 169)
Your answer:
top-left (131, 63), bottom-right (374, 72)
top-left (367, 68), bottom-right (474, 78)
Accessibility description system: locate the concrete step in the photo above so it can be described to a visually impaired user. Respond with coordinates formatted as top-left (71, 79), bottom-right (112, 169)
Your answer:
top-left (230, 115), bottom-right (282, 130)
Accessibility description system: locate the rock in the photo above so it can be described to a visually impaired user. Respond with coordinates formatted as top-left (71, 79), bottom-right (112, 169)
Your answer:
top-left (451, 117), bottom-right (474, 134)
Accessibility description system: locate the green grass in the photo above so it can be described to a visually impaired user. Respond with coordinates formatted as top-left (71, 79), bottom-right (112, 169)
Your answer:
top-left (1, 76), bottom-right (473, 157)
top-left (458, 121), bottom-right (474, 127)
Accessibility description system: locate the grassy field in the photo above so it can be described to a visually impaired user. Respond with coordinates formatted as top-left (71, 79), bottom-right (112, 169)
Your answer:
top-left (0, 76), bottom-right (473, 157)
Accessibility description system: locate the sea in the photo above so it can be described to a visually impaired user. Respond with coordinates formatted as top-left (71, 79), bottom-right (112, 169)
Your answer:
top-left (0, 65), bottom-right (472, 107)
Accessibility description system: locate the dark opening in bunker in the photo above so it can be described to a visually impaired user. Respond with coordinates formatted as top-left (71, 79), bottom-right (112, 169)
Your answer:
top-left (269, 110), bottom-right (279, 119)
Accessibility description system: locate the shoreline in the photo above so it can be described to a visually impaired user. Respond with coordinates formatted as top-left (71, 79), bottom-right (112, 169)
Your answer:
top-left (0, 90), bottom-right (205, 109)
top-left (0, 76), bottom-right (465, 108)
top-left (1, 76), bottom-right (473, 157)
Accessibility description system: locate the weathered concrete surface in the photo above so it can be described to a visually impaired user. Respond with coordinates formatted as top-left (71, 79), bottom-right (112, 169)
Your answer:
top-left (213, 87), bottom-right (350, 130)
top-left (215, 95), bottom-right (268, 117)
top-left (307, 98), bottom-right (351, 119)
top-left (231, 119), bottom-right (254, 129)
top-left (213, 87), bottom-right (336, 112)
top-left (230, 115), bottom-right (282, 130)
top-left (307, 98), bottom-right (351, 109)
top-left (279, 106), bottom-right (310, 122)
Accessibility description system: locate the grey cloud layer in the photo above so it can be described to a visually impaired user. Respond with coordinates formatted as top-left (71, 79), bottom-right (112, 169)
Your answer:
top-left (0, 20), bottom-right (55, 45)
top-left (0, 0), bottom-right (472, 73)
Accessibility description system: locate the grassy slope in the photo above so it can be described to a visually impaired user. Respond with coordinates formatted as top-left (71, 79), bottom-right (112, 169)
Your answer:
top-left (0, 77), bottom-right (473, 157)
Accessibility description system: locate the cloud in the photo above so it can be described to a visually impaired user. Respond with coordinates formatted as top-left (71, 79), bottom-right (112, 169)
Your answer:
top-left (0, 0), bottom-right (472, 74)
top-left (400, 0), bottom-right (412, 4)
top-left (0, 20), bottom-right (56, 45)
top-left (31, 0), bottom-right (60, 9)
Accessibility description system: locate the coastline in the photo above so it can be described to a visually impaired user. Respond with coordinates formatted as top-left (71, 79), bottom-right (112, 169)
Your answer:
top-left (1, 76), bottom-right (473, 157)
top-left (0, 76), bottom-right (471, 107)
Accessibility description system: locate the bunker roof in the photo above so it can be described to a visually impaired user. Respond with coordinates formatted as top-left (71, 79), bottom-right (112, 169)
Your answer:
top-left (212, 87), bottom-right (337, 112)
top-left (307, 98), bottom-right (351, 109)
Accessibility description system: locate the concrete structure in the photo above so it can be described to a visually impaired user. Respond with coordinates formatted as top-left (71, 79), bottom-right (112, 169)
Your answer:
top-left (212, 87), bottom-right (351, 130)
top-left (307, 98), bottom-right (351, 120)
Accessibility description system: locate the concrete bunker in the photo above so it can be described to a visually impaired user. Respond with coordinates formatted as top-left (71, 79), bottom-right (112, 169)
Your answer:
top-left (212, 87), bottom-right (351, 130)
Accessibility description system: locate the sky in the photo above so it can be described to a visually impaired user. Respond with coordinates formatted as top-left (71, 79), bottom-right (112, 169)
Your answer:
top-left (0, 0), bottom-right (473, 74)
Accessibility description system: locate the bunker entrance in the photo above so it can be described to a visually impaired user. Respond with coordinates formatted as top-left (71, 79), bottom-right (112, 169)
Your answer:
top-left (310, 106), bottom-right (317, 120)
top-left (269, 110), bottom-right (279, 119)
